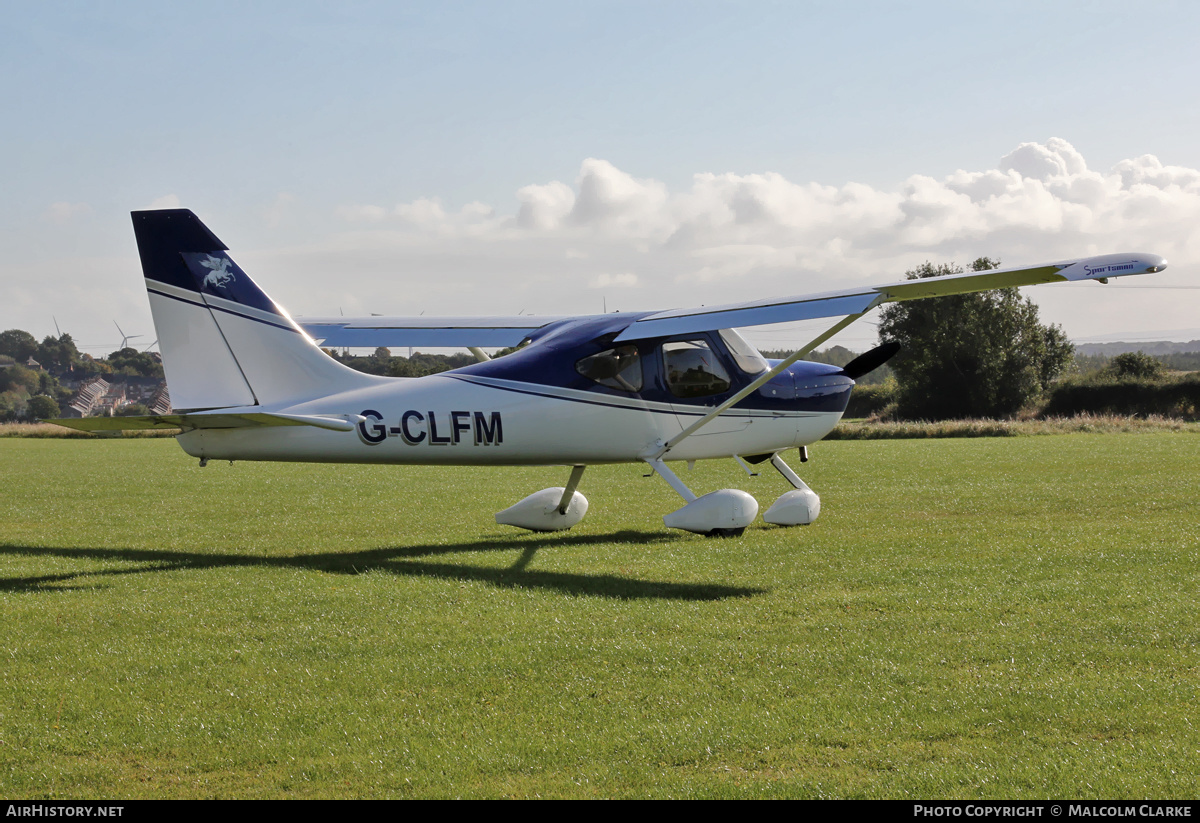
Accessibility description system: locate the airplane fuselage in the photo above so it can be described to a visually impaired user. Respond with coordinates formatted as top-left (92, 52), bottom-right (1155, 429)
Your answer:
top-left (176, 368), bottom-right (846, 466)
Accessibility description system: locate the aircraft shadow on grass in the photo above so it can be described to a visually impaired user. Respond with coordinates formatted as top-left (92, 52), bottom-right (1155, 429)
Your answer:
top-left (0, 533), bottom-right (765, 601)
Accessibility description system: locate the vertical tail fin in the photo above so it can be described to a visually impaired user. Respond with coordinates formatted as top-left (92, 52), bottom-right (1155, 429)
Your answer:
top-left (134, 209), bottom-right (378, 411)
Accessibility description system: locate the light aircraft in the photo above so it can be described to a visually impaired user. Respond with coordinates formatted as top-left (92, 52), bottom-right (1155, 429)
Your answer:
top-left (51, 209), bottom-right (1167, 536)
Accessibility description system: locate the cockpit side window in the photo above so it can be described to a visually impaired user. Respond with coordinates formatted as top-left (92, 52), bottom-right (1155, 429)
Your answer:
top-left (663, 339), bottom-right (732, 398)
top-left (575, 345), bottom-right (643, 392)
top-left (718, 328), bottom-right (768, 375)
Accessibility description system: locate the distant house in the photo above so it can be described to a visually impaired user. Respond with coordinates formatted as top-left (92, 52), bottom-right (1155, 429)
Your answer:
top-left (63, 377), bottom-right (110, 418)
top-left (148, 383), bottom-right (171, 415)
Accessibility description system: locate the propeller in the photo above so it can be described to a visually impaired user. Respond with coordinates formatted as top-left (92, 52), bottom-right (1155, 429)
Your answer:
top-left (840, 341), bottom-right (901, 380)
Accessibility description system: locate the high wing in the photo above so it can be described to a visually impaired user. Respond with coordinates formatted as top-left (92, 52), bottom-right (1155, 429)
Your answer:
top-left (633, 251), bottom-right (1166, 461)
top-left (297, 252), bottom-right (1167, 348)
top-left (607, 252), bottom-right (1167, 341)
top-left (299, 315), bottom-right (573, 348)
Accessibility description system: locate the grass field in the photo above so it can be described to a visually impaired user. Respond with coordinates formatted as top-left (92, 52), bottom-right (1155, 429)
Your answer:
top-left (1, 434), bottom-right (1197, 798)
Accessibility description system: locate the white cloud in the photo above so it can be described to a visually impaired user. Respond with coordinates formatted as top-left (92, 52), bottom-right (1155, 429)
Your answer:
top-left (147, 194), bottom-right (180, 210)
top-left (24, 140), bottom-right (1193, 352)
top-left (338, 197), bottom-right (503, 238)
top-left (11, 138), bottom-right (1200, 357)
top-left (337, 203), bottom-right (390, 222)
top-left (297, 139), bottom-right (1198, 342)
top-left (393, 197), bottom-right (447, 228)
top-left (44, 201), bottom-right (91, 222)
top-left (568, 158), bottom-right (669, 234)
top-left (449, 139), bottom-right (1198, 266)
top-left (998, 137), bottom-right (1088, 180)
top-left (590, 272), bottom-right (639, 289)
top-left (517, 180), bottom-right (574, 230)
top-left (264, 192), bottom-right (297, 228)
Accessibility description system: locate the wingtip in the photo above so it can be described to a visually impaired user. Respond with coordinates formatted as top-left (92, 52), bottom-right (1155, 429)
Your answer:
top-left (1061, 253), bottom-right (1169, 281)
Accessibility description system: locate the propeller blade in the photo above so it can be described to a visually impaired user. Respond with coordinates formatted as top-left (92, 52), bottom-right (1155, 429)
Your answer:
top-left (840, 342), bottom-right (901, 380)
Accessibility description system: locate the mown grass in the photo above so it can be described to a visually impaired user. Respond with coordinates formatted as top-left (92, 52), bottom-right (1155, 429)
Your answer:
top-left (831, 414), bottom-right (1200, 438)
top-left (9, 415), bottom-right (1197, 442)
top-left (0, 423), bottom-right (179, 439)
top-left (0, 435), bottom-right (1196, 798)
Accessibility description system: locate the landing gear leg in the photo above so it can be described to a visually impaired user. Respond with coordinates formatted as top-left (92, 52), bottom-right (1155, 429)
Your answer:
top-left (557, 465), bottom-right (586, 515)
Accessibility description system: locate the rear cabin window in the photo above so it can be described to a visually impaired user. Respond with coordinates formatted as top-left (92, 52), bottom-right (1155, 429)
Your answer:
top-left (663, 339), bottom-right (732, 398)
top-left (575, 345), bottom-right (643, 392)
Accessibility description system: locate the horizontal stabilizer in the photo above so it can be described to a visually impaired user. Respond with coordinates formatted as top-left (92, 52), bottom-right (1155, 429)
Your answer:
top-left (46, 412), bottom-right (362, 433)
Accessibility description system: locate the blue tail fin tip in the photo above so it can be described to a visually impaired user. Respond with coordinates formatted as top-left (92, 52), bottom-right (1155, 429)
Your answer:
top-left (132, 209), bottom-right (228, 293)
top-left (134, 209), bottom-right (280, 316)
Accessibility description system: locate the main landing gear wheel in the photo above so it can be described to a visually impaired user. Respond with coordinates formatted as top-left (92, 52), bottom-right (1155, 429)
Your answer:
top-left (495, 466), bottom-right (588, 532)
top-left (709, 527), bottom-right (746, 538)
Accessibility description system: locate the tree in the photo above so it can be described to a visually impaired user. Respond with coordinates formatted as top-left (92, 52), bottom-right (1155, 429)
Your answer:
top-left (105, 347), bottom-right (164, 377)
top-left (387, 358), bottom-right (432, 378)
top-left (877, 257), bottom-right (1074, 420)
top-left (36, 333), bottom-right (82, 373)
top-left (0, 363), bottom-right (39, 395)
top-left (0, 329), bottom-right (38, 362)
top-left (1106, 351), bottom-right (1165, 379)
top-left (26, 395), bottom-right (59, 420)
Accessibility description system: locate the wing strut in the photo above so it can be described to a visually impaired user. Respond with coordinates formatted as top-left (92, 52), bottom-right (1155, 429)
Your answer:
top-left (649, 307), bottom-right (877, 461)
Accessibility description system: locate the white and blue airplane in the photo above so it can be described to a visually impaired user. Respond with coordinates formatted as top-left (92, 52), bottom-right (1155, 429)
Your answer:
top-left (52, 209), bottom-right (1167, 535)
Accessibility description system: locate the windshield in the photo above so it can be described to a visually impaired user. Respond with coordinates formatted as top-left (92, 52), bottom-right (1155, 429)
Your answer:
top-left (718, 328), bottom-right (768, 375)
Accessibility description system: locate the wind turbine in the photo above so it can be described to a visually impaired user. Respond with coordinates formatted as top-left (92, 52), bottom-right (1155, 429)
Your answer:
top-left (114, 321), bottom-right (143, 350)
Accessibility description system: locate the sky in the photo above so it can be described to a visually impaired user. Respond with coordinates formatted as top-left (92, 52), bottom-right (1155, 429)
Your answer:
top-left (3, 1), bottom-right (1200, 356)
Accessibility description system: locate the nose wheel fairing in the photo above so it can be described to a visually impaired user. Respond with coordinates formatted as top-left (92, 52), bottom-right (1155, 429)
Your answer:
top-left (760, 453), bottom-right (821, 525)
